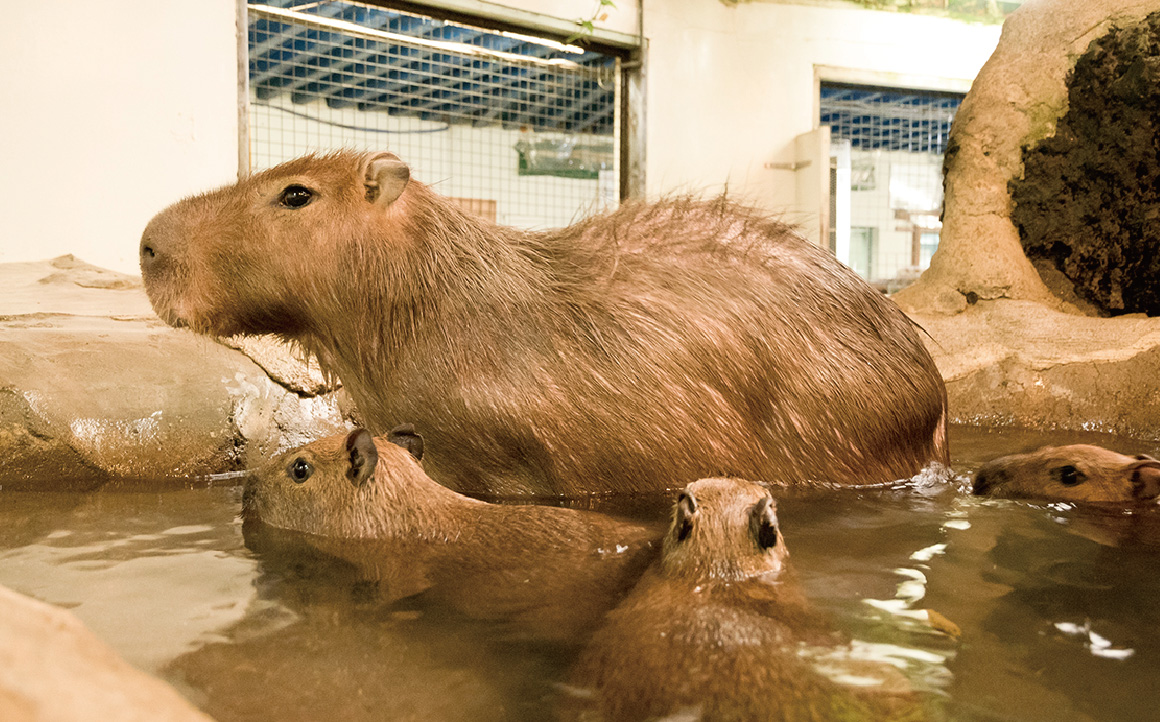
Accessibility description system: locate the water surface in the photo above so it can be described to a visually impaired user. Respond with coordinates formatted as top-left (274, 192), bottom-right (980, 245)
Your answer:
top-left (2, 425), bottom-right (1160, 721)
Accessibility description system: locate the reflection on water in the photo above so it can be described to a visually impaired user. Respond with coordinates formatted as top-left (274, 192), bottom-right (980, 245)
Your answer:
top-left (1, 425), bottom-right (1159, 721)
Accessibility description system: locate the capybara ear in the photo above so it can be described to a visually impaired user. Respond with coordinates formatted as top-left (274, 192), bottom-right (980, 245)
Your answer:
top-left (344, 428), bottom-right (379, 487)
top-left (1130, 455), bottom-right (1160, 501)
top-left (364, 152), bottom-right (410, 206)
top-left (387, 423), bottom-right (424, 461)
top-left (674, 490), bottom-right (699, 542)
top-left (749, 496), bottom-right (779, 551)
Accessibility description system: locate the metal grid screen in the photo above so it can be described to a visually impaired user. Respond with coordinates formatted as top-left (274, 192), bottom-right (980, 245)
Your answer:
top-left (820, 83), bottom-right (963, 288)
top-left (247, 1), bottom-right (619, 228)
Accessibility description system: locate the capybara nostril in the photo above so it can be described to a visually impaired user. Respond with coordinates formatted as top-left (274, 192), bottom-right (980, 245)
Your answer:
top-left (972, 468), bottom-right (994, 495)
top-left (139, 225), bottom-right (165, 274)
top-left (139, 211), bottom-right (179, 275)
top-left (969, 468), bottom-right (997, 496)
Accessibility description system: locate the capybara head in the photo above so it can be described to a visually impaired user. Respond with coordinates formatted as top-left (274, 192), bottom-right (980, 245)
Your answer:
top-left (973, 444), bottom-right (1160, 504)
top-left (660, 477), bottom-right (787, 581)
top-left (140, 151), bottom-right (411, 337)
top-left (242, 425), bottom-right (461, 539)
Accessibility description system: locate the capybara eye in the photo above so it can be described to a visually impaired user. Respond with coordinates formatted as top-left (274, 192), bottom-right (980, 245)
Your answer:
top-left (1056, 465), bottom-right (1084, 486)
top-left (278, 184), bottom-right (314, 209)
top-left (289, 457), bottom-right (314, 483)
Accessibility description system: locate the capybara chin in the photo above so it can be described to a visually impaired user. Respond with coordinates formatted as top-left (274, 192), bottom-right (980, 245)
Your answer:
top-left (973, 444), bottom-right (1160, 504)
top-left (561, 478), bottom-right (925, 721)
top-left (143, 150), bottom-right (949, 497)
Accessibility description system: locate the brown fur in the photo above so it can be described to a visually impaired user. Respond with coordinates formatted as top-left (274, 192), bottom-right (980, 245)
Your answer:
top-left (561, 478), bottom-right (925, 722)
top-left (973, 444), bottom-right (1160, 504)
top-left (143, 150), bottom-right (949, 497)
top-left (242, 429), bottom-right (660, 641)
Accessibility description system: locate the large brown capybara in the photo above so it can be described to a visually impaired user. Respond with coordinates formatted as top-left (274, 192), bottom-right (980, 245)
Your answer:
top-left (242, 426), bottom-right (660, 642)
top-left (560, 477), bottom-right (926, 721)
top-left (141, 150), bottom-right (949, 497)
top-left (973, 444), bottom-right (1160, 504)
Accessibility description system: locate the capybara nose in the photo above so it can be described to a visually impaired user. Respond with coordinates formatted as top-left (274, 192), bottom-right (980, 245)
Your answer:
top-left (140, 236), bottom-right (158, 269)
top-left (139, 218), bottom-right (168, 274)
top-left (973, 467), bottom-right (1001, 495)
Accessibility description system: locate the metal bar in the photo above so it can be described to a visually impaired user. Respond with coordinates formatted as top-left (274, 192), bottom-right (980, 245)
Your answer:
top-left (620, 38), bottom-right (646, 199)
top-left (237, 0), bottom-right (251, 179)
top-left (378, 0), bottom-right (640, 50)
top-left (249, 4), bottom-right (584, 70)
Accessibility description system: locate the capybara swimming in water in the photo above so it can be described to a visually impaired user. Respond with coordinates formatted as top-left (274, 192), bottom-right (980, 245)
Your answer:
top-left (560, 477), bottom-right (925, 721)
top-left (242, 427), bottom-right (660, 641)
top-left (973, 444), bottom-right (1160, 504)
top-left (142, 150), bottom-right (948, 497)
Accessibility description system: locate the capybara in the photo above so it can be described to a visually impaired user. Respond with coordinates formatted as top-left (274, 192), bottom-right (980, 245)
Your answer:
top-left (242, 427), bottom-right (660, 641)
top-left (972, 444), bottom-right (1160, 504)
top-left (142, 150), bottom-right (948, 497)
top-left (561, 478), bottom-right (926, 721)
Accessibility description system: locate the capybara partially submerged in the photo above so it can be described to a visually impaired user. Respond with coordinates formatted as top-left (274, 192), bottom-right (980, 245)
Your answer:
top-left (560, 478), bottom-right (925, 721)
top-left (142, 151), bottom-right (948, 497)
top-left (973, 444), bottom-right (1160, 504)
top-left (242, 427), bottom-right (660, 641)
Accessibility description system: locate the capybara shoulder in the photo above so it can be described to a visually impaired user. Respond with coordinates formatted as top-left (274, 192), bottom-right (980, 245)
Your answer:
top-left (144, 150), bottom-right (948, 497)
top-left (563, 478), bottom-right (924, 721)
top-left (973, 444), bottom-right (1160, 504)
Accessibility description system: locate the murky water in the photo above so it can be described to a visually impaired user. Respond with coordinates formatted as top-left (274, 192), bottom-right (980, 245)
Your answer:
top-left (3, 425), bottom-right (1160, 721)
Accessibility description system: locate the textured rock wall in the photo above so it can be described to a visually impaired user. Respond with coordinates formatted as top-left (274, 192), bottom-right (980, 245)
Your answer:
top-left (1011, 11), bottom-right (1160, 316)
top-left (894, 0), bottom-right (1160, 314)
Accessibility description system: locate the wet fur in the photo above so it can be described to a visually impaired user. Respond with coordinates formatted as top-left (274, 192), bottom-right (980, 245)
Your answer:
top-left (242, 431), bottom-right (660, 641)
top-left (973, 444), bottom-right (1160, 504)
top-left (144, 151), bottom-right (948, 497)
top-left (563, 478), bottom-right (924, 721)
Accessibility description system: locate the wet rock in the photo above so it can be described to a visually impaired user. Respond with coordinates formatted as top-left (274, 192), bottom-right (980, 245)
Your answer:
top-left (219, 335), bottom-right (336, 397)
top-left (0, 257), bottom-right (348, 489)
top-left (0, 584), bottom-right (215, 722)
top-left (913, 300), bottom-right (1160, 437)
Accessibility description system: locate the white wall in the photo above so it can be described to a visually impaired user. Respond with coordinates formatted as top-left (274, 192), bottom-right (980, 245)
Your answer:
top-left (642, 0), bottom-right (1001, 223)
top-left (0, 0), bottom-right (239, 275)
top-left (482, 0), bottom-right (640, 38)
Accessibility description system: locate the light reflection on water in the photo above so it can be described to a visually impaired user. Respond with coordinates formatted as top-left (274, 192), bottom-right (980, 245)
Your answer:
top-left (0, 425), bottom-right (1159, 721)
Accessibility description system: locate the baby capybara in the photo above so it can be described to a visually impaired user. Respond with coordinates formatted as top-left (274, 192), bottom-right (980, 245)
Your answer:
top-left (142, 151), bottom-right (948, 497)
top-left (560, 478), bottom-right (926, 721)
top-left (242, 427), bottom-right (660, 641)
top-left (973, 444), bottom-right (1160, 504)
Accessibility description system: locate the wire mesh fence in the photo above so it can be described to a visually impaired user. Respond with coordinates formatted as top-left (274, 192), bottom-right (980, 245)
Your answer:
top-left (821, 83), bottom-right (963, 289)
top-left (247, 1), bottom-right (620, 228)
